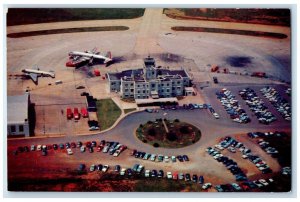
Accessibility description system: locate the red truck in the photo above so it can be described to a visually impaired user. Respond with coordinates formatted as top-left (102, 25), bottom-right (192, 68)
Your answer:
top-left (66, 108), bottom-right (73, 119)
top-left (74, 108), bottom-right (80, 120)
top-left (81, 107), bottom-right (89, 118)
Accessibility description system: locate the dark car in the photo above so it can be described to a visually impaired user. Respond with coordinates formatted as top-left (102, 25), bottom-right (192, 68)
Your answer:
top-left (77, 141), bottom-right (82, 148)
top-left (91, 141), bottom-right (97, 147)
top-left (24, 146), bottom-right (29, 152)
top-left (78, 164), bottom-right (86, 171)
top-left (151, 170), bottom-right (158, 177)
top-left (65, 142), bottom-right (70, 149)
top-left (158, 170), bottom-right (164, 178)
top-left (71, 142), bottom-right (76, 148)
top-left (185, 173), bottom-right (191, 181)
top-left (53, 144), bottom-right (58, 150)
top-left (127, 168), bottom-right (133, 176)
top-left (17, 146), bottom-right (24, 153)
top-left (177, 155), bottom-right (183, 162)
top-left (100, 140), bottom-right (106, 147)
top-left (199, 176), bottom-right (204, 184)
top-left (86, 142), bottom-right (92, 148)
top-left (183, 155), bottom-right (189, 161)
top-left (59, 143), bottom-right (64, 149)
top-left (131, 149), bottom-right (137, 156)
top-left (89, 147), bottom-right (94, 153)
top-left (192, 174), bottom-right (198, 183)
top-left (97, 164), bottom-right (103, 171)
top-left (114, 165), bottom-right (121, 173)
top-left (135, 151), bottom-right (140, 158)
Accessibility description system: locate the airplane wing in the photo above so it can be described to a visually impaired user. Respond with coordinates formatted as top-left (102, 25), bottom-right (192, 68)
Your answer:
top-left (28, 73), bottom-right (38, 83)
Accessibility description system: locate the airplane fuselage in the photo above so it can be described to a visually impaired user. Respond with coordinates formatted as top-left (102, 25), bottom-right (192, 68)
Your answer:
top-left (69, 51), bottom-right (112, 63)
top-left (22, 69), bottom-right (55, 78)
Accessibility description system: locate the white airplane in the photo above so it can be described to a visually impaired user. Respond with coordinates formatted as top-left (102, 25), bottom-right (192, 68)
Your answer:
top-left (66, 47), bottom-right (113, 67)
top-left (21, 67), bottom-right (55, 84)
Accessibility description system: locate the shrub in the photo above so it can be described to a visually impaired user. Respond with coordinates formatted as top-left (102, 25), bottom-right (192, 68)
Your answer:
top-left (148, 128), bottom-right (156, 136)
top-left (167, 132), bottom-right (177, 141)
top-left (179, 125), bottom-right (190, 134)
top-left (147, 121), bottom-right (153, 124)
top-left (153, 143), bottom-right (160, 147)
top-left (139, 124), bottom-right (143, 128)
top-left (142, 139), bottom-right (148, 143)
top-left (174, 119), bottom-right (180, 122)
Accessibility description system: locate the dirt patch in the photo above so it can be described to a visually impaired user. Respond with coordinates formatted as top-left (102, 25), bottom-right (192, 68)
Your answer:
top-left (171, 27), bottom-right (288, 39)
top-left (157, 53), bottom-right (185, 63)
top-left (225, 56), bottom-right (253, 67)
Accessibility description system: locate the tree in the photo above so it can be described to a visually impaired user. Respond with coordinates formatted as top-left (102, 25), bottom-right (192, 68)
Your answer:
top-left (148, 128), bottom-right (156, 136)
top-left (167, 131), bottom-right (177, 141)
top-left (153, 143), bottom-right (160, 147)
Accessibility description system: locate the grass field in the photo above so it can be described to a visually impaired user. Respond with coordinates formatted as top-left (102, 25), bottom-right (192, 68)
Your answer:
top-left (7, 8), bottom-right (145, 26)
top-left (164, 8), bottom-right (290, 26)
top-left (171, 26), bottom-right (287, 39)
top-left (7, 26), bottom-right (129, 38)
top-left (96, 99), bottom-right (122, 131)
top-left (124, 108), bottom-right (136, 114)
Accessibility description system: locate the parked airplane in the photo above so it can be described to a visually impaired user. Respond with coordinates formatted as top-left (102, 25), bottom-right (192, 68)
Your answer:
top-left (21, 68), bottom-right (55, 85)
top-left (66, 47), bottom-right (113, 68)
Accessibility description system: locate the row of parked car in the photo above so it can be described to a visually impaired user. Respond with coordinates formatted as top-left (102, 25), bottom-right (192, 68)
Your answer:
top-left (131, 150), bottom-right (189, 163)
top-left (247, 131), bottom-right (287, 139)
top-left (239, 88), bottom-right (277, 124)
top-left (207, 137), bottom-right (247, 181)
top-left (83, 163), bottom-right (212, 190)
top-left (14, 140), bottom-right (127, 158)
top-left (66, 107), bottom-right (88, 120)
top-left (216, 88), bottom-right (250, 123)
top-left (214, 178), bottom-right (274, 192)
top-left (224, 137), bottom-right (273, 174)
top-left (256, 138), bottom-right (279, 156)
top-left (260, 86), bottom-right (291, 121)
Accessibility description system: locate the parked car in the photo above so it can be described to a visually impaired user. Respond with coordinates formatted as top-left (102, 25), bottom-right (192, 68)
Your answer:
top-left (78, 164), bottom-right (85, 171)
top-left (66, 108), bottom-right (73, 119)
top-left (90, 164), bottom-right (96, 172)
top-left (67, 148), bottom-right (73, 155)
top-left (81, 107), bottom-right (89, 118)
top-left (202, 183), bottom-right (212, 190)
top-left (102, 165), bottom-right (109, 172)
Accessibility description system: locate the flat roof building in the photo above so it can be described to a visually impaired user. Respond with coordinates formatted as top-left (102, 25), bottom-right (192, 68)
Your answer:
top-left (7, 93), bottom-right (30, 137)
top-left (107, 57), bottom-right (192, 100)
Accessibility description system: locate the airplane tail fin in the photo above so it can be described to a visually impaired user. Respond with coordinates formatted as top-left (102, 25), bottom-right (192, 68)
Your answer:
top-left (105, 51), bottom-right (112, 59)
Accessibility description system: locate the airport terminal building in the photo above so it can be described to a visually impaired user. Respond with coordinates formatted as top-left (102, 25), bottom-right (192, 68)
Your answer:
top-left (107, 57), bottom-right (192, 99)
top-left (7, 93), bottom-right (30, 137)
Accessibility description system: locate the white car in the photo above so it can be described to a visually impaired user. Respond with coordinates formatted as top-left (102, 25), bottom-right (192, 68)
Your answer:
top-left (80, 146), bottom-right (86, 152)
top-left (228, 147), bottom-right (236, 153)
top-left (120, 168), bottom-right (126, 176)
top-left (259, 179), bottom-right (269, 186)
top-left (37, 145), bottom-right (42, 151)
top-left (30, 145), bottom-right (35, 151)
top-left (164, 156), bottom-right (169, 162)
top-left (150, 154), bottom-right (156, 161)
top-left (167, 172), bottom-right (172, 179)
top-left (145, 170), bottom-right (150, 177)
top-left (67, 148), bottom-right (73, 155)
top-left (171, 156), bottom-right (176, 162)
top-left (102, 165), bottom-right (109, 172)
top-left (113, 150), bottom-right (121, 157)
top-left (213, 113), bottom-right (220, 119)
top-left (202, 183), bottom-right (212, 190)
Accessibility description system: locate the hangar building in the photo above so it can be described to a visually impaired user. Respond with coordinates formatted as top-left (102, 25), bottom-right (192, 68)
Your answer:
top-left (7, 93), bottom-right (30, 137)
